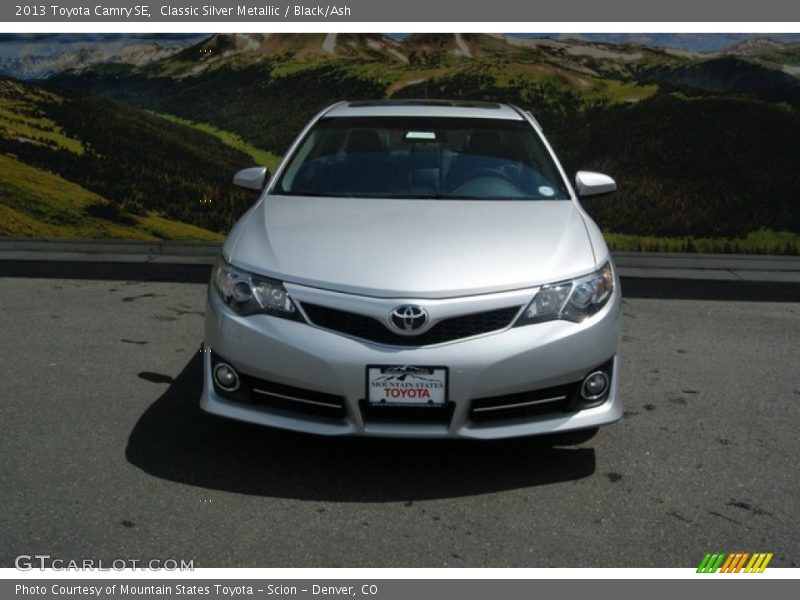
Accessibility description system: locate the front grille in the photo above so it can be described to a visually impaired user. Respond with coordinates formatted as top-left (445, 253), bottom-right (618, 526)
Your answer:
top-left (469, 383), bottom-right (579, 422)
top-left (300, 303), bottom-right (521, 346)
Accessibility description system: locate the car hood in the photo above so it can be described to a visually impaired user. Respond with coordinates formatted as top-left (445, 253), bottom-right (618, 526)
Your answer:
top-left (227, 195), bottom-right (597, 298)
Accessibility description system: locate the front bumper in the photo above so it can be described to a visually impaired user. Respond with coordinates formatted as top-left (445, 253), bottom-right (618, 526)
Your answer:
top-left (200, 283), bottom-right (623, 439)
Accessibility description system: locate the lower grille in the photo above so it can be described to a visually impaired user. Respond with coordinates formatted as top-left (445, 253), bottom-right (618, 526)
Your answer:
top-left (470, 383), bottom-right (578, 422)
top-left (211, 351), bottom-right (346, 419)
top-left (241, 375), bottom-right (347, 419)
top-left (359, 400), bottom-right (455, 425)
top-left (301, 303), bottom-right (521, 346)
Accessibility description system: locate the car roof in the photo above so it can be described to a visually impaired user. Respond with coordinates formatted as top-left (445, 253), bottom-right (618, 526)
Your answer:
top-left (324, 100), bottom-right (525, 121)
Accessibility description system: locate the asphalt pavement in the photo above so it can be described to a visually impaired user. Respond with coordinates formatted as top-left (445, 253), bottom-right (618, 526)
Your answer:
top-left (1, 277), bottom-right (798, 567)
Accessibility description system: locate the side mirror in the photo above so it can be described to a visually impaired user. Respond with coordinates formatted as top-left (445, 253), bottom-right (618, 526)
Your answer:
top-left (233, 166), bottom-right (270, 191)
top-left (575, 171), bottom-right (616, 198)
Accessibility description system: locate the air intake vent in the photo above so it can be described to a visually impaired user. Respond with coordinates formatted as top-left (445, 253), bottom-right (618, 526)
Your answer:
top-left (301, 303), bottom-right (521, 346)
top-left (470, 383), bottom-right (578, 422)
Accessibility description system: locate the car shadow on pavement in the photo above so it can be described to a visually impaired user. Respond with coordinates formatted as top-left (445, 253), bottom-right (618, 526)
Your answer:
top-left (126, 353), bottom-right (596, 502)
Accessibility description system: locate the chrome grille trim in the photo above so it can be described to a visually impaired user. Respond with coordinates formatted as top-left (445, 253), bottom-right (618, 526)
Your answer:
top-left (252, 388), bottom-right (344, 409)
top-left (472, 395), bottom-right (568, 413)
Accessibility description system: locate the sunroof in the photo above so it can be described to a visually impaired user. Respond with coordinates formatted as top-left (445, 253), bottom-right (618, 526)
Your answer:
top-left (348, 100), bottom-right (503, 109)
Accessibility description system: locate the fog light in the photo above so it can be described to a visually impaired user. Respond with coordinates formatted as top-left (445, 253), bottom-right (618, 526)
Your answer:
top-left (581, 371), bottom-right (609, 401)
top-left (214, 362), bottom-right (240, 392)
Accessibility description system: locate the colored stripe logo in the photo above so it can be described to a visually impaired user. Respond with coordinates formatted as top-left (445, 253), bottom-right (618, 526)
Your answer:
top-left (697, 552), bottom-right (773, 573)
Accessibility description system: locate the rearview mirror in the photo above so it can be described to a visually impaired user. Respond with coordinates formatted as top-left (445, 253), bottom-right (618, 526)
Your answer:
top-left (575, 171), bottom-right (616, 198)
top-left (233, 166), bottom-right (270, 191)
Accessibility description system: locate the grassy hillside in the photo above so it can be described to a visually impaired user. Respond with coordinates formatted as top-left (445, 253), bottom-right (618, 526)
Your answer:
top-left (149, 111), bottom-right (282, 171)
top-left (51, 40), bottom-right (665, 156)
top-left (0, 154), bottom-right (222, 240)
top-left (18, 33), bottom-right (800, 252)
top-left (549, 95), bottom-right (800, 237)
top-left (641, 56), bottom-right (800, 105)
top-left (0, 78), bottom-right (260, 239)
top-left (0, 80), bottom-right (84, 154)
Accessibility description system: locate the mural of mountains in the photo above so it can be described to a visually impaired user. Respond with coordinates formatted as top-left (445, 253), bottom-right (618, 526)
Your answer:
top-left (0, 39), bottom-right (198, 80)
top-left (1, 33), bottom-right (799, 252)
top-left (0, 78), bottom-right (254, 239)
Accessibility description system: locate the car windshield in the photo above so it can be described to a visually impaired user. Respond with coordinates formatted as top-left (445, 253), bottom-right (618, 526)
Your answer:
top-left (274, 116), bottom-right (570, 200)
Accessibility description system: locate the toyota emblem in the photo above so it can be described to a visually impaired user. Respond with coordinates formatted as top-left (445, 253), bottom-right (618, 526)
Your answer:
top-left (389, 304), bottom-right (429, 334)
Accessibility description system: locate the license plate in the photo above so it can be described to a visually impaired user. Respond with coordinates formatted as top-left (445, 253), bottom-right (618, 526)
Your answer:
top-left (367, 365), bottom-right (447, 406)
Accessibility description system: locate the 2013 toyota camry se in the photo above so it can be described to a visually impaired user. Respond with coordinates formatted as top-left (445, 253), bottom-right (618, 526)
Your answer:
top-left (201, 100), bottom-right (622, 440)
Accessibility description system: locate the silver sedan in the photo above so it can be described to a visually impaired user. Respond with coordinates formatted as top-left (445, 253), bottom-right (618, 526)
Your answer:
top-left (201, 100), bottom-right (622, 440)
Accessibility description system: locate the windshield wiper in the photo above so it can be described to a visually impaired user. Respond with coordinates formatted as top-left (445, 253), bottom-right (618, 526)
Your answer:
top-left (379, 193), bottom-right (485, 200)
top-left (277, 191), bottom-right (550, 200)
top-left (277, 191), bottom-right (355, 198)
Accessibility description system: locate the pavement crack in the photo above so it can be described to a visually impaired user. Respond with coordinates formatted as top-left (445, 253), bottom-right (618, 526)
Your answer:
top-left (708, 511), bottom-right (742, 526)
top-left (727, 499), bottom-right (774, 518)
top-left (122, 293), bottom-right (164, 303)
top-left (138, 372), bottom-right (174, 385)
top-left (667, 511), bottom-right (692, 524)
top-left (169, 307), bottom-right (204, 316)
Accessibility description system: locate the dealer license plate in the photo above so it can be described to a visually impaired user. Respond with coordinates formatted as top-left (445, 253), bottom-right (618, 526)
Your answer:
top-left (367, 365), bottom-right (447, 406)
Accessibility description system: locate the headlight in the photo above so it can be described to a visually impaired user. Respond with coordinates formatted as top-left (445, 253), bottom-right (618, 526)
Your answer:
top-left (212, 258), bottom-right (302, 320)
top-left (516, 262), bottom-right (615, 326)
